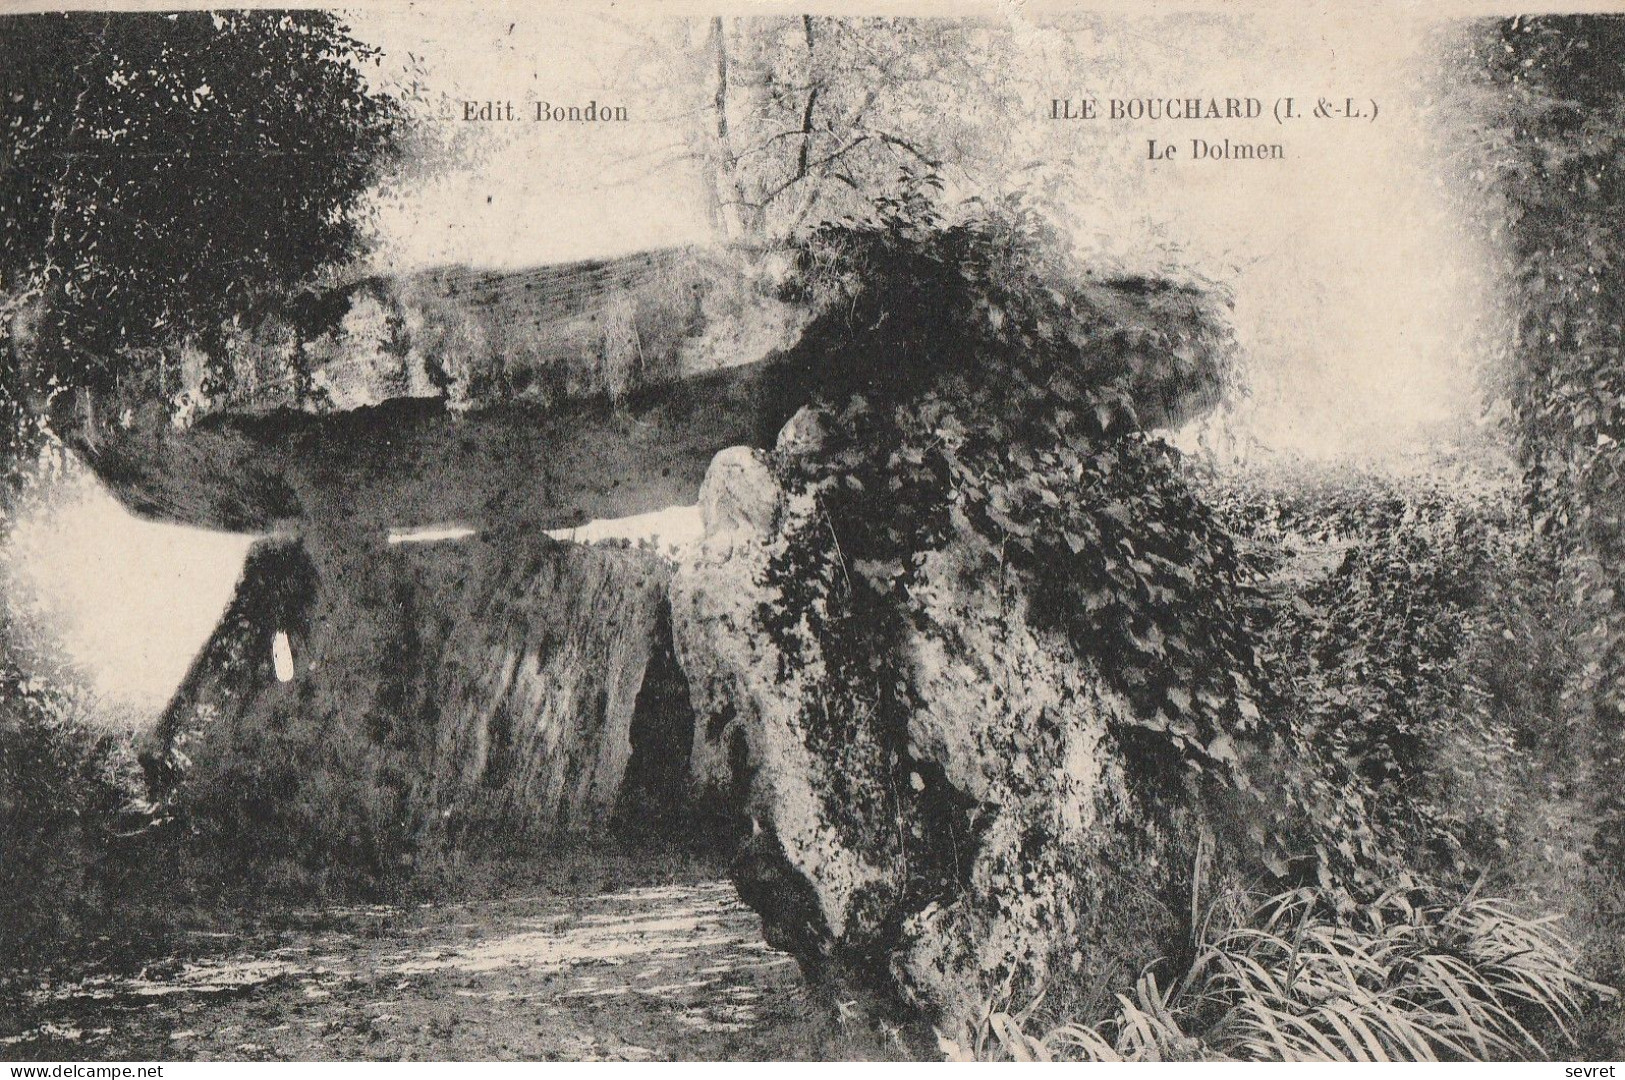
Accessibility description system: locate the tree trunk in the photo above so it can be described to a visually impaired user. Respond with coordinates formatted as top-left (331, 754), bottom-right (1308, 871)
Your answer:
top-left (706, 17), bottom-right (757, 241)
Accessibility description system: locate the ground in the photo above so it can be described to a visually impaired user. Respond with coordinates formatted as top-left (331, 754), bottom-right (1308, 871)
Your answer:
top-left (0, 858), bottom-right (908, 1062)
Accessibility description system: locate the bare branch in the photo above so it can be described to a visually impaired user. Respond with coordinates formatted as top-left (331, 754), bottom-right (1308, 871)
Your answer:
top-left (756, 135), bottom-right (873, 206)
top-left (795, 16), bottom-right (821, 183)
top-left (872, 131), bottom-right (942, 168)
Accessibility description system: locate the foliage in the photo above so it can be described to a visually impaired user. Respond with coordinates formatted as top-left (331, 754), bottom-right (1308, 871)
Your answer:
top-left (696, 17), bottom-right (1024, 240)
top-left (776, 196), bottom-right (1272, 816)
top-left (959, 885), bottom-right (1612, 1062)
top-left (1193, 457), bottom-right (1625, 1057)
top-left (787, 183), bottom-right (1236, 430)
top-left (959, 435), bottom-right (1267, 804)
top-left (1203, 458), bottom-right (1614, 907)
top-left (0, 10), bottom-right (405, 923)
top-left (1463, 14), bottom-right (1625, 874)
top-left (0, 11), bottom-right (402, 399)
top-left (0, 640), bottom-right (150, 970)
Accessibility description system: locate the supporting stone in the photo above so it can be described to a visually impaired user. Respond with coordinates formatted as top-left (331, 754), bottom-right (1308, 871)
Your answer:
top-left (669, 429), bottom-right (1202, 1036)
top-left (151, 523), bottom-right (702, 876)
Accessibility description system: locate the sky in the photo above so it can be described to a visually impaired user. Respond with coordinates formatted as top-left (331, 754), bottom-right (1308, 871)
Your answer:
top-left (352, 6), bottom-right (715, 270)
top-left (346, 4), bottom-right (1493, 456)
top-left (1014, 8), bottom-right (1493, 461)
top-left (5, 467), bottom-right (252, 714)
top-left (7, 6), bottom-right (1501, 720)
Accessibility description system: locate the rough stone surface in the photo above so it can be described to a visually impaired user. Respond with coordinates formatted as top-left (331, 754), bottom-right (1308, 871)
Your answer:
top-left (154, 527), bottom-right (696, 869)
top-left (422, 534), bottom-right (678, 835)
top-left (69, 362), bottom-right (796, 535)
top-left (673, 470), bottom-right (885, 973)
top-left (669, 435), bottom-right (1196, 1035)
top-left (57, 247), bottom-right (821, 535)
top-left (696, 447), bottom-right (779, 553)
top-left (59, 245), bottom-right (1232, 539)
top-left (773, 404), bottom-right (832, 460)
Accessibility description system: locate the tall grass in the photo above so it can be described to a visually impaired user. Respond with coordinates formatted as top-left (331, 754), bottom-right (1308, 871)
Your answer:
top-left (950, 885), bottom-right (1616, 1062)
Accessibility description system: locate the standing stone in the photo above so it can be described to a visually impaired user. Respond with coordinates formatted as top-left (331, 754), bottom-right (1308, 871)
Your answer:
top-left (152, 525), bottom-right (697, 879)
top-left (670, 436), bottom-right (1200, 1036)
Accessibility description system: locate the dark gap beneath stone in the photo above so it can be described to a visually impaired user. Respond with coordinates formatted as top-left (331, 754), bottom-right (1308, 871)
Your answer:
top-left (614, 597), bottom-right (729, 851)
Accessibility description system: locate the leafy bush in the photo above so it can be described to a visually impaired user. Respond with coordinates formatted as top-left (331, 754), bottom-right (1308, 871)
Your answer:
top-left (1458, 14), bottom-right (1625, 877)
top-left (0, 11), bottom-right (402, 393)
top-left (958, 885), bottom-right (1613, 1062)
top-left (0, 671), bottom-right (150, 971)
top-left (1183, 459), bottom-right (1625, 1054)
top-left (787, 183), bottom-right (1238, 434)
top-left (1204, 461), bottom-right (1596, 892)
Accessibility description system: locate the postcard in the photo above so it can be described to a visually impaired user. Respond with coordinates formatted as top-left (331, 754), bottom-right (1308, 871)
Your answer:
top-left (0, 2), bottom-right (1621, 1066)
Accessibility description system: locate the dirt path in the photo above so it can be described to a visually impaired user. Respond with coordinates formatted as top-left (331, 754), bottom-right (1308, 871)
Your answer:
top-left (0, 879), bottom-right (839, 1061)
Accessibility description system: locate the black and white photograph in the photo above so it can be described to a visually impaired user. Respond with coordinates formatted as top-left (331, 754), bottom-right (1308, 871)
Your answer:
top-left (1, 0), bottom-right (1623, 1064)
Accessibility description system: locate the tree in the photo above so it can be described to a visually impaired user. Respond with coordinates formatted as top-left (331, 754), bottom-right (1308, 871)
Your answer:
top-left (585, 16), bottom-right (1028, 244)
top-left (0, 11), bottom-right (402, 410)
top-left (0, 13), bottom-right (404, 949)
top-left (697, 17), bottom-right (1019, 240)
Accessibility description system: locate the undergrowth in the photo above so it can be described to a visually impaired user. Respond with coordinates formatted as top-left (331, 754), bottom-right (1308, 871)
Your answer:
top-left (954, 885), bottom-right (1614, 1062)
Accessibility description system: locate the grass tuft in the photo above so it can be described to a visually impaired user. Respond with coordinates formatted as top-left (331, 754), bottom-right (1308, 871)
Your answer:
top-left (954, 885), bottom-right (1616, 1062)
